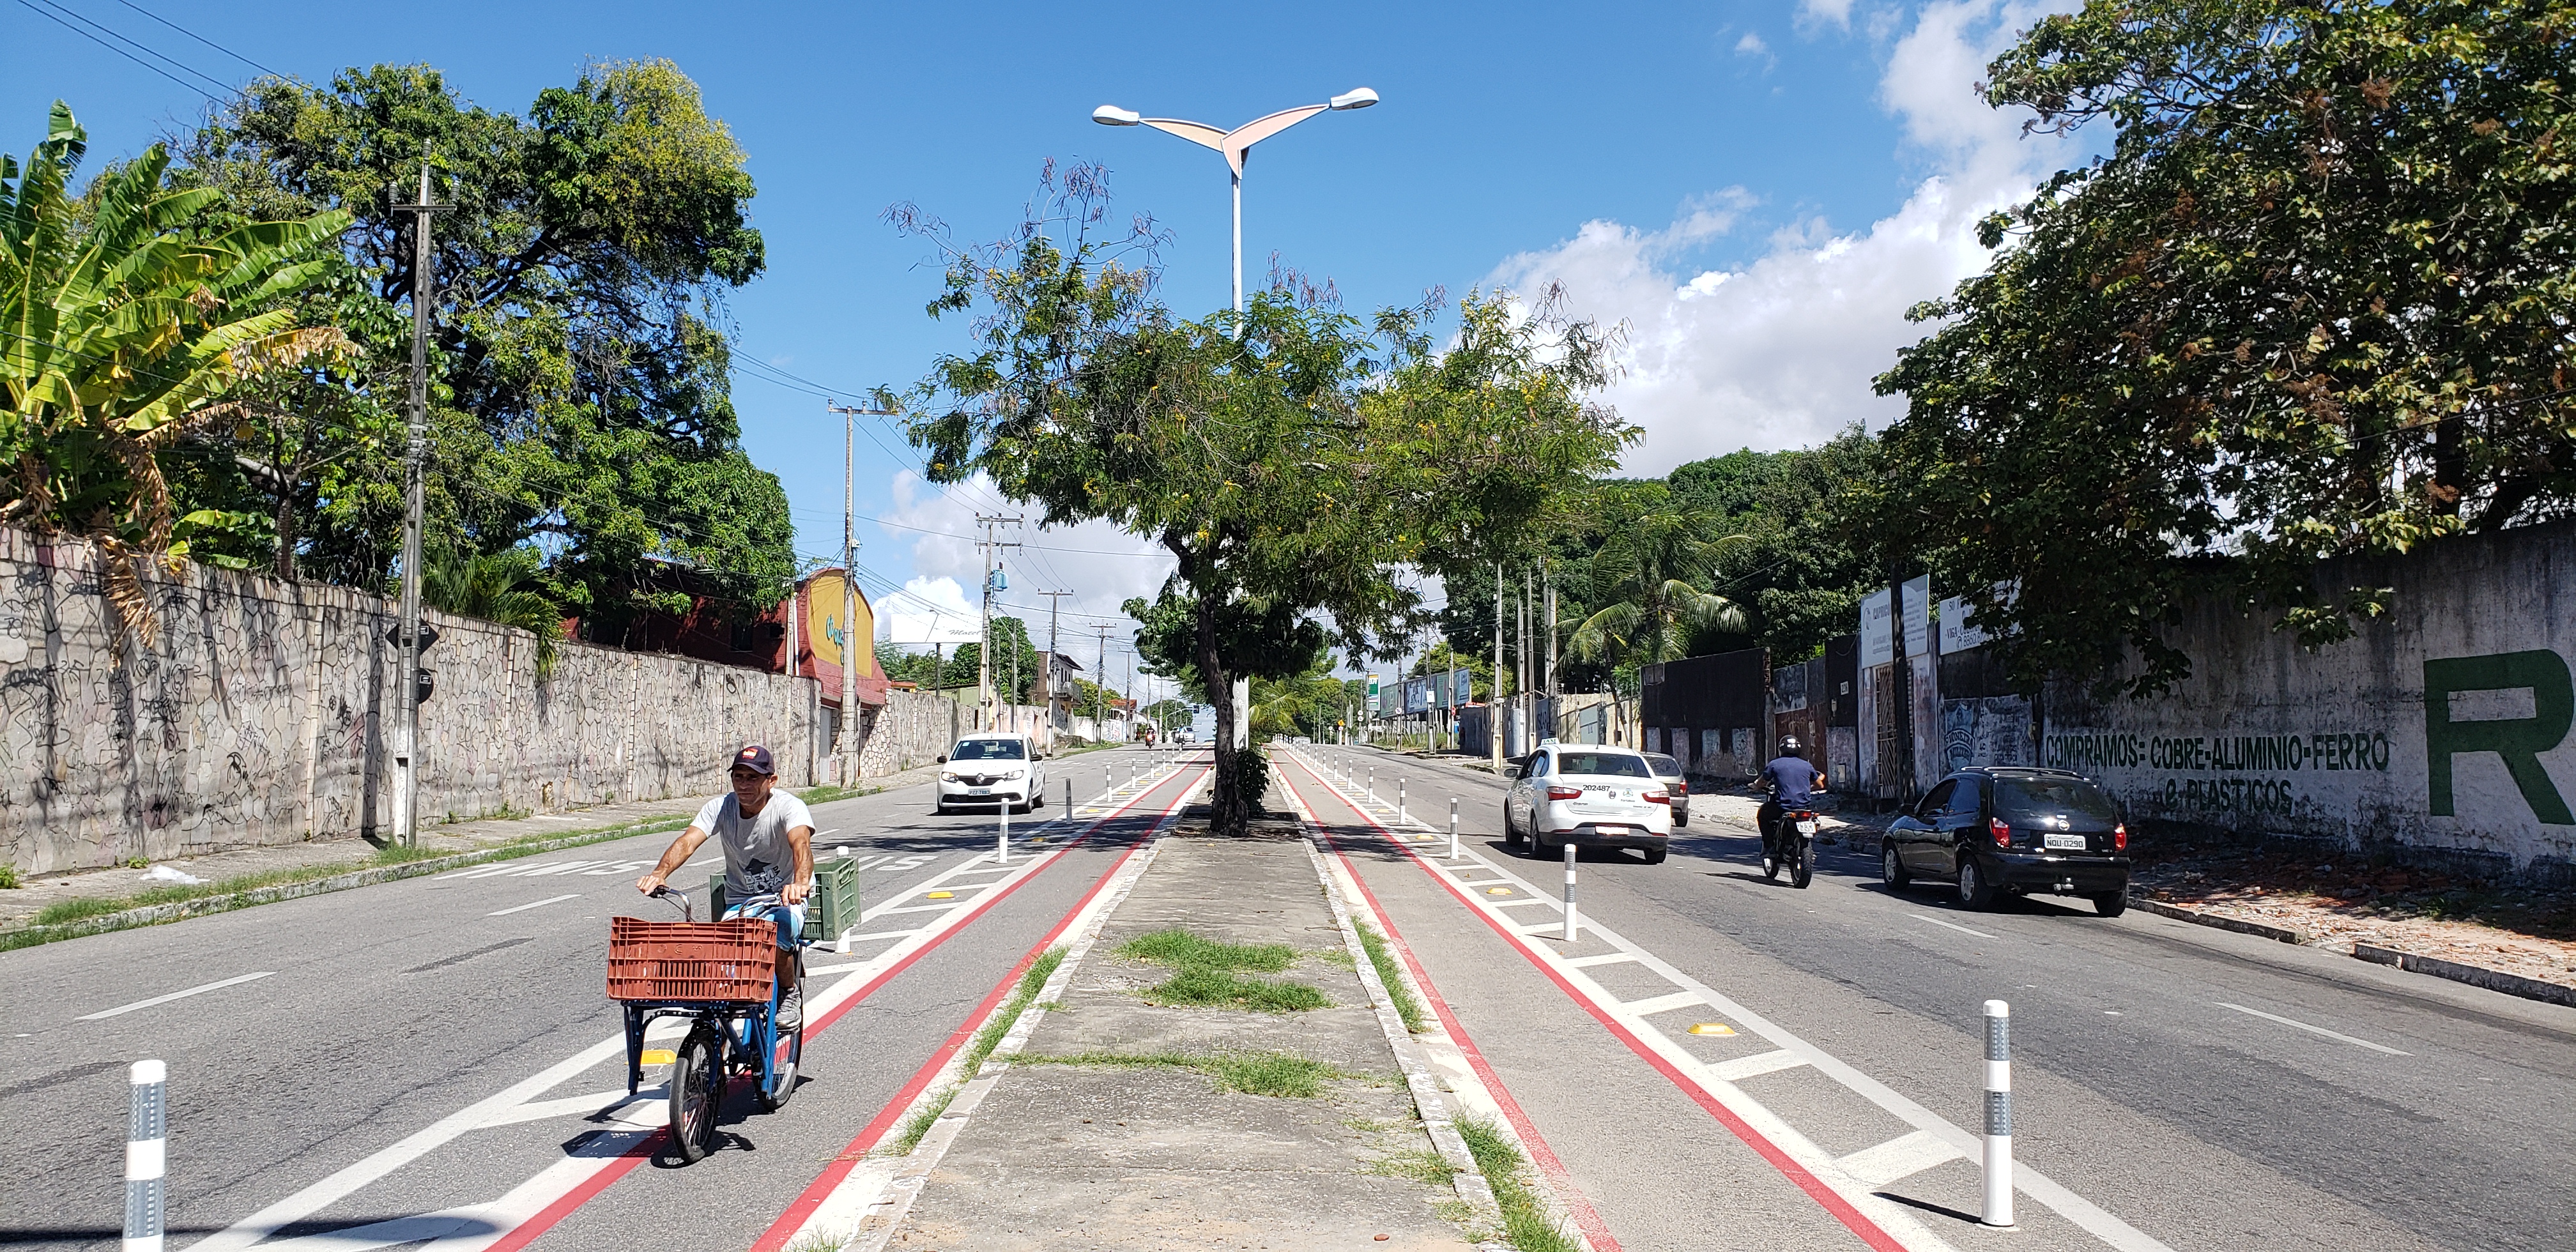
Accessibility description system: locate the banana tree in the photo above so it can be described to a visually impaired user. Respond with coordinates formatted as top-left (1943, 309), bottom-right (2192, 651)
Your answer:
top-left (1, 102), bottom-right (351, 647)
top-left (1567, 484), bottom-right (1750, 671)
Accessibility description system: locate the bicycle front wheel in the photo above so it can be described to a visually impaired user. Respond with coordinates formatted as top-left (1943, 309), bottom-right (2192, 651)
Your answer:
top-left (758, 974), bottom-right (806, 1112)
top-left (669, 1026), bottom-right (723, 1163)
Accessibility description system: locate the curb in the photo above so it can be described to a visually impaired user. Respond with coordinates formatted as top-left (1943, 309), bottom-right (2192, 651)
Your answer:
top-left (2352, 942), bottom-right (2576, 1009)
top-left (0, 815), bottom-right (695, 951)
top-left (2128, 896), bottom-right (2310, 944)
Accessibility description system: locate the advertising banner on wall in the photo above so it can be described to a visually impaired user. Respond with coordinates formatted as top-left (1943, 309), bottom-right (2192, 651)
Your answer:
top-left (1860, 588), bottom-right (1892, 669)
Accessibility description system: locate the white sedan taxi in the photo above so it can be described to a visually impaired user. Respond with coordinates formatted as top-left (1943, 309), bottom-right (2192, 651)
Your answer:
top-left (1501, 744), bottom-right (1673, 863)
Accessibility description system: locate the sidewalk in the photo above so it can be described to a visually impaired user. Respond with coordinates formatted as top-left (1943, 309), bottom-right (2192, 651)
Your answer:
top-left (880, 818), bottom-right (1489, 1251)
top-left (0, 763), bottom-right (942, 935)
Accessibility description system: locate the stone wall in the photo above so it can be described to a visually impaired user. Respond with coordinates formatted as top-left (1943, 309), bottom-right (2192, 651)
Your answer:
top-left (2044, 518), bottom-right (2576, 883)
top-left (0, 527), bottom-right (822, 876)
top-left (857, 689), bottom-right (959, 779)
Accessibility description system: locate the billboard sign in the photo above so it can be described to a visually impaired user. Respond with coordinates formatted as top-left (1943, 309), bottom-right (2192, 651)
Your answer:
top-left (889, 613), bottom-right (981, 646)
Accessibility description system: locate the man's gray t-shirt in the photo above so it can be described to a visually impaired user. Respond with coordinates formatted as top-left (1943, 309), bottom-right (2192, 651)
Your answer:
top-left (693, 791), bottom-right (815, 897)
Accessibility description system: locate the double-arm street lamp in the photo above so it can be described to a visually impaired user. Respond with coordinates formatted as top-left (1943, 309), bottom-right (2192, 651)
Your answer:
top-left (1091, 87), bottom-right (1379, 321)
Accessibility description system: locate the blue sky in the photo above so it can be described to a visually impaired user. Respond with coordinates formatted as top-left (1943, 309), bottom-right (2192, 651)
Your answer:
top-left (4, 0), bottom-right (2073, 677)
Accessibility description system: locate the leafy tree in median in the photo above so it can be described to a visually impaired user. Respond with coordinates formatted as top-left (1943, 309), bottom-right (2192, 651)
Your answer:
top-left (1, 102), bottom-right (350, 648)
top-left (1877, 0), bottom-right (2576, 695)
top-left (174, 61), bottom-right (792, 635)
top-left (903, 169), bottom-right (1629, 832)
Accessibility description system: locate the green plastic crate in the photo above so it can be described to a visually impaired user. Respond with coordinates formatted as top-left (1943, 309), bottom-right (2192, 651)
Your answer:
top-left (703, 855), bottom-right (861, 946)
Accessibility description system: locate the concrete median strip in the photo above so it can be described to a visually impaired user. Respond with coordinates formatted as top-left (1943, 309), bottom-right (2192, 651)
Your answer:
top-left (789, 782), bottom-right (1521, 1252)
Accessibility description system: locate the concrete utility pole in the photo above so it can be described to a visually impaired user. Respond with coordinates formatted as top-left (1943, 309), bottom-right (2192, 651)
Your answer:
top-left (1519, 569), bottom-right (1533, 749)
top-left (1091, 624), bottom-right (1113, 739)
top-left (390, 155), bottom-right (447, 848)
top-left (974, 515), bottom-right (1023, 732)
top-left (1038, 590), bottom-right (1073, 726)
top-left (1492, 562), bottom-right (1506, 772)
top-left (1545, 558), bottom-right (1558, 701)
top-left (826, 401), bottom-right (897, 779)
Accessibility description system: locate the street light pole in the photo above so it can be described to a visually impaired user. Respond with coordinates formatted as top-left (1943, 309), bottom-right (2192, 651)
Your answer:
top-left (1092, 88), bottom-right (1379, 326)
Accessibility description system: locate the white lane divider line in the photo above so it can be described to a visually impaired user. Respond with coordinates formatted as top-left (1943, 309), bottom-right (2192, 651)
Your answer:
top-left (2215, 1001), bottom-right (2412, 1056)
top-left (1909, 913), bottom-right (1999, 940)
top-left (1838, 1129), bottom-right (1968, 1189)
top-left (1706, 1050), bottom-right (1810, 1082)
top-left (1282, 747), bottom-right (2179, 1252)
top-left (1487, 897), bottom-right (1554, 909)
top-left (1562, 952), bottom-right (1641, 969)
top-left (78, 972), bottom-right (275, 1021)
top-left (488, 893), bottom-right (583, 916)
top-left (1622, 991), bottom-right (1707, 1016)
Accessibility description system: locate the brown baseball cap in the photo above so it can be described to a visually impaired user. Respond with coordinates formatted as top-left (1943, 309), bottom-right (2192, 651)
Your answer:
top-left (731, 744), bottom-right (776, 776)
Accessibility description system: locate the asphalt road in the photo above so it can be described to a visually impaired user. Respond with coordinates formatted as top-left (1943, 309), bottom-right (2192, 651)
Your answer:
top-left (0, 745), bottom-right (1205, 1252)
top-left (1276, 744), bottom-right (2576, 1252)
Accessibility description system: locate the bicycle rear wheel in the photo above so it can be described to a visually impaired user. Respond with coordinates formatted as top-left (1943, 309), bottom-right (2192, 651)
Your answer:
top-left (669, 1025), bottom-right (723, 1163)
top-left (757, 973), bottom-right (806, 1111)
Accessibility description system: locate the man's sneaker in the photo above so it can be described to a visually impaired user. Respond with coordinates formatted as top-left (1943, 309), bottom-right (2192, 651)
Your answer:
top-left (777, 978), bottom-right (802, 1035)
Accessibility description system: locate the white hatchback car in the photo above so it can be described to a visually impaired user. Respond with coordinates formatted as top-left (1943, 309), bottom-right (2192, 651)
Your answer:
top-left (1502, 744), bottom-right (1674, 863)
top-left (937, 733), bottom-right (1046, 814)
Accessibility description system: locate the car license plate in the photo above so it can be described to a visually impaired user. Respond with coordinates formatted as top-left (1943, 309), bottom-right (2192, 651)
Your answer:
top-left (970, 787), bottom-right (992, 795)
top-left (1595, 825), bottom-right (1627, 835)
top-left (1796, 820), bottom-right (1818, 836)
top-left (2044, 832), bottom-right (2087, 851)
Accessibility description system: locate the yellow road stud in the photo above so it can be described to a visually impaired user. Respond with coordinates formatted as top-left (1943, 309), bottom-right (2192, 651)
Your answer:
top-left (1686, 1022), bottom-right (1736, 1037)
top-left (639, 1049), bottom-right (677, 1065)
top-left (925, 890), bottom-right (955, 899)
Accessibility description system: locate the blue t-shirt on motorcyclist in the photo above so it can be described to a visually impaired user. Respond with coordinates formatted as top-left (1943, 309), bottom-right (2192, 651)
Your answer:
top-left (1761, 756), bottom-right (1821, 807)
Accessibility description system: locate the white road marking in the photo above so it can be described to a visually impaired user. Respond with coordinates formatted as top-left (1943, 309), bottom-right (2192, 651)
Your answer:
top-left (1909, 913), bottom-right (1998, 939)
top-left (474, 1089), bottom-right (659, 1129)
top-left (1838, 1129), bottom-right (1968, 1188)
top-left (79, 972), bottom-right (274, 1021)
top-left (487, 894), bottom-right (582, 917)
top-left (2215, 1001), bottom-right (2412, 1055)
top-left (1623, 991), bottom-right (1708, 1016)
top-left (1563, 952), bottom-right (1641, 969)
top-left (1706, 1049), bottom-right (1811, 1082)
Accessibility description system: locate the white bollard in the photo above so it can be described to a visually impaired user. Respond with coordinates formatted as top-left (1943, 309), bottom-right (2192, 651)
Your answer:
top-left (998, 795), bottom-right (1010, 866)
top-left (1449, 799), bottom-right (1460, 861)
top-left (1399, 779), bottom-right (1407, 824)
top-left (1561, 841), bottom-right (1580, 942)
top-left (125, 1060), bottom-right (166, 1252)
top-left (1982, 999), bottom-right (2014, 1226)
top-left (1368, 767), bottom-right (1376, 800)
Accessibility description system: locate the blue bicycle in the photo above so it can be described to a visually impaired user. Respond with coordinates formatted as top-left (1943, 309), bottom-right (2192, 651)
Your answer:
top-left (613, 887), bottom-right (810, 1163)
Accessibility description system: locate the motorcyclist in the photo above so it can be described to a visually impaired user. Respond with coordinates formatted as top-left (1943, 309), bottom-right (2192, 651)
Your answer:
top-left (1756, 736), bottom-right (1826, 858)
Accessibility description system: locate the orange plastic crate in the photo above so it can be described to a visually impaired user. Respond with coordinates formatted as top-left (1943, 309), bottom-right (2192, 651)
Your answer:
top-left (608, 916), bottom-right (777, 1003)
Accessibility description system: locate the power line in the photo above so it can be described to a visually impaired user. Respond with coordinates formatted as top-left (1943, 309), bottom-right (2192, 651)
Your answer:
top-left (14, 0), bottom-right (222, 103)
top-left (110, 0), bottom-right (288, 80)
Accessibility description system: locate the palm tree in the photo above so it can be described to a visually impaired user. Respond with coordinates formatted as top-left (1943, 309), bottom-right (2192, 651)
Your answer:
top-left (422, 544), bottom-right (564, 679)
top-left (1, 102), bottom-right (351, 649)
top-left (1567, 484), bottom-right (1749, 671)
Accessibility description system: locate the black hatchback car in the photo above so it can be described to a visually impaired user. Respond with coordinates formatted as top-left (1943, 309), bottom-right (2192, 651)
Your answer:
top-left (1880, 767), bottom-right (2131, 915)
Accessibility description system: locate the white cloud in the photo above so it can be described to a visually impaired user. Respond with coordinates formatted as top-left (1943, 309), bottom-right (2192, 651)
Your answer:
top-left (1798, 0), bottom-right (1859, 29)
top-left (1489, 0), bottom-right (2072, 474)
top-left (1735, 31), bottom-right (1770, 55)
top-left (873, 470), bottom-right (1177, 662)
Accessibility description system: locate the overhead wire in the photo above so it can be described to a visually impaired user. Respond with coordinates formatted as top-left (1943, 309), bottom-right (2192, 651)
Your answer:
top-left (14, 0), bottom-right (224, 103)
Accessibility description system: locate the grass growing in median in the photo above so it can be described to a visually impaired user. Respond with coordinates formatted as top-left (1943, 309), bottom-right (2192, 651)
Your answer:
top-left (1029, 1050), bottom-right (1343, 1098)
top-left (1353, 922), bottom-right (1426, 1032)
top-left (890, 946), bottom-right (1068, 1154)
top-left (1457, 1116), bottom-right (1581, 1252)
top-left (1117, 926), bottom-right (1329, 1012)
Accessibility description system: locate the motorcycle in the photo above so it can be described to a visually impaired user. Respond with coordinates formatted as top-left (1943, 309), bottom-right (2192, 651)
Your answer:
top-left (1759, 787), bottom-right (1820, 889)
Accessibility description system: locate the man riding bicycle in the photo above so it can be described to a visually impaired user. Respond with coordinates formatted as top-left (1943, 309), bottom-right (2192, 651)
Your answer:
top-left (1757, 736), bottom-right (1826, 856)
top-left (635, 744), bottom-right (815, 1030)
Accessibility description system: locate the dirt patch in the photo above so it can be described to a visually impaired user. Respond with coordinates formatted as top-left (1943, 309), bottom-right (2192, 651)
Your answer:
top-left (2131, 839), bottom-right (2576, 990)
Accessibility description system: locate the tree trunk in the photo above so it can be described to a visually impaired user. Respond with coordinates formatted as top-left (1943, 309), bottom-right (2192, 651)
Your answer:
top-left (1195, 590), bottom-right (1245, 836)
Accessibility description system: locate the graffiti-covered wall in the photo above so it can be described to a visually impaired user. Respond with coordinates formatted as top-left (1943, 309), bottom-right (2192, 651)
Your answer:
top-left (0, 527), bottom-right (822, 876)
top-left (2043, 519), bottom-right (2576, 882)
